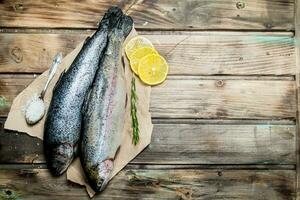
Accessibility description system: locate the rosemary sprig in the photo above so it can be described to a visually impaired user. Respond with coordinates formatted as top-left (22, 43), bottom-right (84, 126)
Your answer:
top-left (131, 77), bottom-right (139, 145)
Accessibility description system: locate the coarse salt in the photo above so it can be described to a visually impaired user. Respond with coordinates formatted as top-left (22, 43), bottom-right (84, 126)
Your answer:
top-left (23, 93), bottom-right (45, 125)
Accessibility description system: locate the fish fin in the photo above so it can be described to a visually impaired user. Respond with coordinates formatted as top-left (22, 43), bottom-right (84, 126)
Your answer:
top-left (121, 56), bottom-right (126, 72)
top-left (83, 36), bottom-right (90, 45)
top-left (82, 88), bottom-right (91, 115)
top-left (104, 146), bottom-right (121, 163)
top-left (53, 70), bottom-right (65, 92)
top-left (125, 93), bottom-right (128, 108)
top-left (114, 145), bottom-right (121, 160)
top-left (73, 143), bottom-right (79, 158)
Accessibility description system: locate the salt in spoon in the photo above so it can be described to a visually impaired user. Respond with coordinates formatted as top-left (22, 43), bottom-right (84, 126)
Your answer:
top-left (24, 52), bottom-right (63, 125)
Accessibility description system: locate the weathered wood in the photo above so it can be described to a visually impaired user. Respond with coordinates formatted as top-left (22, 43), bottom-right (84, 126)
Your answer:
top-left (0, 163), bottom-right (296, 170)
top-left (0, 0), bottom-right (294, 30)
top-left (0, 168), bottom-right (295, 199)
top-left (0, 118), bottom-right (44, 164)
top-left (0, 33), bottom-right (84, 73)
top-left (0, 75), bottom-right (296, 119)
top-left (295, 0), bottom-right (300, 199)
top-left (0, 74), bottom-right (34, 116)
top-left (151, 77), bottom-right (296, 119)
top-left (0, 118), bottom-right (296, 165)
top-left (136, 123), bottom-right (296, 165)
top-left (0, 32), bottom-right (295, 75)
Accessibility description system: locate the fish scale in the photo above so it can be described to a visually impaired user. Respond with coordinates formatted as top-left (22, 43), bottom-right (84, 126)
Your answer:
top-left (44, 7), bottom-right (124, 176)
top-left (80, 13), bottom-right (133, 193)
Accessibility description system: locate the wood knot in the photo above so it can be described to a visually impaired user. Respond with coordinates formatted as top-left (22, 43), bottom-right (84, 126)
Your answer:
top-left (265, 23), bottom-right (273, 29)
top-left (215, 80), bottom-right (225, 87)
top-left (176, 187), bottom-right (192, 199)
top-left (14, 3), bottom-right (24, 11)
top-left (10, 47), bottom-right (23, 63)
top-left (5, 190), bottom-right (12, 196)
top-left (236, 2), bottom-right (245, 9)
top-left (218, 171), bottom-right (223, 176)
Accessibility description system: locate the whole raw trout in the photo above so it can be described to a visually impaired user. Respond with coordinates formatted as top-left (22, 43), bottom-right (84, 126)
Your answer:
top-left (44, 7), bottom-right (123, 176)
top-left (81, 14), bottom-right (133, 192)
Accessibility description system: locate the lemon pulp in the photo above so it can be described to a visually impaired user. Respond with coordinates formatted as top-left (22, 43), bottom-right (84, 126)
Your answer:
top-left (138, 54), bottom-right (169, 85)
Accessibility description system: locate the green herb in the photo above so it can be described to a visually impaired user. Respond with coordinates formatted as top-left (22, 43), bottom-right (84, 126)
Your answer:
top-left (131, 77), bottom-right (139, 145)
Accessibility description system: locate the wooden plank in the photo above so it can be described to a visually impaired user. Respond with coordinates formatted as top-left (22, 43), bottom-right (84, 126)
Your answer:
top-left (0, 118), bottom-right (44, 164)
top-left (295, 0), bottom-right (300, 199)
top-left (0, 74), bottom-right (34, 116)
top-left (0, 163), bottom-right (296, 170)
top-left (0, 33), bottom-right (84, 73)
top-left (0, 118), bottom-right (296, 165)
top-left (136, 123), bottom-right (296, 164)
top-left (0, 168), bottom-right (295, 199)
top-left (0, 75), bottom-right (296, 119)
top-left (151, 77), bottom-right (296, 119)
top-left (0, 0), bottom-right (294, 30)
top-left (0, 32), bottom-right (295, 75)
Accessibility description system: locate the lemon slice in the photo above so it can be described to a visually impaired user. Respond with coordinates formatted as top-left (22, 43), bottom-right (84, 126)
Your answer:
top-left (125, 36), bottom-right (154, 59)
top-left (138, 54), bottom-right (169, 85)
top-left (130, 47), bottom-right (158, 75)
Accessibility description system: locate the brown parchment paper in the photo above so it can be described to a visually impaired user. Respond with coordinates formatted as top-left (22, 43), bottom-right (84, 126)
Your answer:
top-left (4, 28), bottom-right (153, 197)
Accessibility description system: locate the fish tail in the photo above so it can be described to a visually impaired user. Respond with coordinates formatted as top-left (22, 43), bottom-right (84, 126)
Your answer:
top-left (120, 15), bottom-right (134, 38)
top-left (98, 7), bottom-right (124, 30)
top-left (112, 14), bottom-right (133, 39)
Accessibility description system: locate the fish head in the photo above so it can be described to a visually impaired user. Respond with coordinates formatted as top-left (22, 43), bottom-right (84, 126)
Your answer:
top-left (46, 143), bottom-right (75, 176)
top-left (88, 159), bottom-right (114, 192)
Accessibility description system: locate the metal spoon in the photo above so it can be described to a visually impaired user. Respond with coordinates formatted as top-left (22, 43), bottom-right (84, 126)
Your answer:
top-left (24, 52), bottom-right (63, 125)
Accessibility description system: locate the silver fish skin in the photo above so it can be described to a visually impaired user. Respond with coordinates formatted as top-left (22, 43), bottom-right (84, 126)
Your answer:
top-left (81, 15), bottom-right (133, 192)
top-left (44, 7), bottom-right (123, 176)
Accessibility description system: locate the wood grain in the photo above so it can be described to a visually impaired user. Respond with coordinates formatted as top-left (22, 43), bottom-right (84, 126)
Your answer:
top-left (0, 118), bottom-right (296, 165)
top-left (151, 77), bottom-right (296, 119)
top-left (295, 0), bottom-right (300, 199)
top-left (136, 123), bottom-right (296, 164)
top-left (0, 74), bottom-right (34, 116)
top-left (0, 75), bottom-right (296, 119)
top-left (0, 168), bottom-right (295, 199)
top-left (0, 32), bottom-right (295, 75)
top-left (0, 0), bottom-right (294, 30)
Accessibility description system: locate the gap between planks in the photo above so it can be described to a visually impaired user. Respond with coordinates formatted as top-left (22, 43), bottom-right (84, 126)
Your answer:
top-left (0, 28), bottom-right (295, 36)
top-left (0, 117), bottom-right (295, 125)
top-left (151, 118), bottom-right (296, 125)
top-left (0, 164), bottom-right (295, 170)
top-left (295, 0), bottom-right (300, 199)
top-left (0, 73), bottom-right (295, 80)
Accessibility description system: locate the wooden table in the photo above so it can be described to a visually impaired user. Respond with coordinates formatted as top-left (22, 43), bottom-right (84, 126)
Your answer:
top-left (0, 1), bottom-right (299, 199)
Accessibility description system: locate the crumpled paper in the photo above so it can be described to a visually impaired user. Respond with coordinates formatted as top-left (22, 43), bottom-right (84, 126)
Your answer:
top-left (4, 28), bottom-right (153, 197)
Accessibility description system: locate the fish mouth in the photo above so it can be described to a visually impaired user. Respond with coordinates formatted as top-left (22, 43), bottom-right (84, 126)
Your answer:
top-left (45, 143), bottom-right (75, 176)
top-left (90, 177), bottom-right (109, 192)
top-left (86, 159), bottom-right (114, 192)
top-left (49, 157), bottom-right (72, 176)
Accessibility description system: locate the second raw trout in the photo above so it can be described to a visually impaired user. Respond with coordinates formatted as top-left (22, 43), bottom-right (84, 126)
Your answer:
top-left (80, 14), bottom-right (133, 192)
